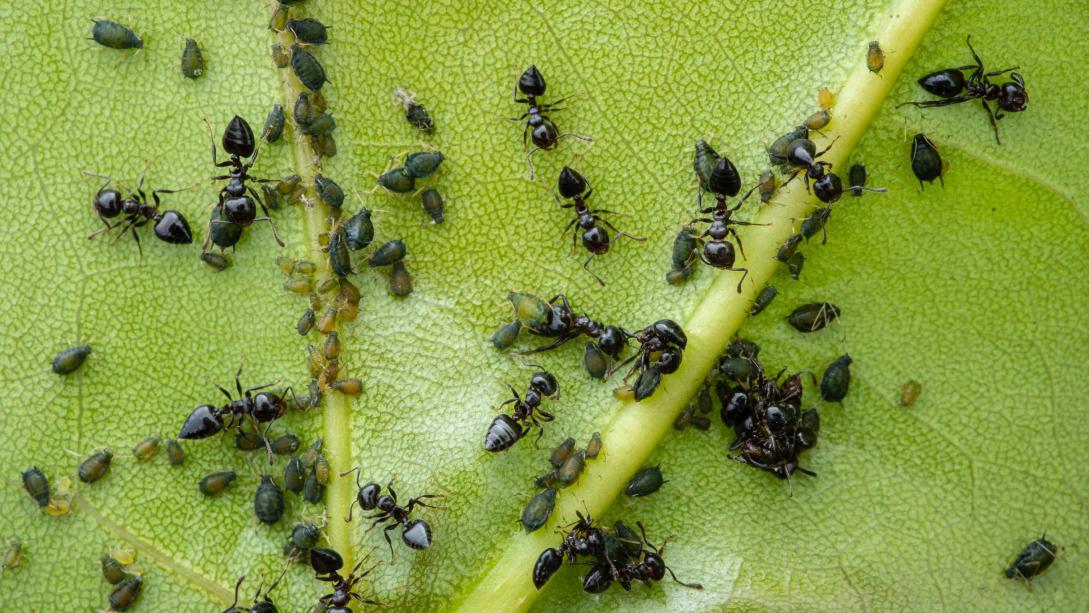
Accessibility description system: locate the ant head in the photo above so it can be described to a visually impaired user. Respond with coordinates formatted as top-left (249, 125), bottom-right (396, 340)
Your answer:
top-left (708, 156), bottom-right (741, 197)
top-left (581, 226), bottom-right (610, 254)
top-left (998, 75), bottom-right (1027, 112)
top-left (518, 65), bottom-right (547, 96)
top-left (359, 481), bottom-right (381, 510)
top-left (529, 371), bottom-right (559, 397)
top-left (557, 166), bottom-right (588, 198)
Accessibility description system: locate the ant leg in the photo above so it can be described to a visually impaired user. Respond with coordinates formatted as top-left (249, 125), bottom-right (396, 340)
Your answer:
top-left (340, 465), bottom-right (363, 489)
top-left (345, 498), bottom-right (358, 522)
top-left (235, 359), bottom-right (245, 396)
top-left (729, 267), bottom-right (749, 293)
top-left (729, 228), bottom-right (748, 260)
top-left (781, 169), bottom-right (801, 188)
top-left (202, 118), bottom-right (233, 168)
top-left (516, 332), bottom-right (578, 356)
top-left (582, 253), bottom-right (606, 286)
top-left (965, 35), bottom-right (984, 69)
top-left (252, 217), bottom-right (286, 247)
top-left (555, 132), bottom-right (593, 145)
top-left (984, 65), bottom-right (1019, 78)
top-left (895, 96), bottom-right (973, 109)
top-left (980, 99), bottom-right (1002, 145)
top-left (538, 93), bottom-right (581, 109)
top-left (242, 382), bottom-right (277, 396)
top-left (382, 523), bottom-right (398, 558)
top-left (227, 575), bottom-right (244, 610)
top-left (525, 146), bottom-right (545, 180)
top-left (813, 136), bottom-right (840, 159)
top-left (214, 384), bottom-right (234, 403)
top-left (506, 111), bottom-right (530, 122)
top-left (595, 217), bottom-right (647, 242)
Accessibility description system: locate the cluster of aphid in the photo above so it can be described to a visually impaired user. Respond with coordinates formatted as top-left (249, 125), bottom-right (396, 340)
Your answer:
top-left (99, 548), bottom-right (144, 611)
top-left (374, 150), bottom-right (448, 225)
top-left (533, 513), bottom-right (702, 594)
top-left (519, 434), bottom-right (603, 533)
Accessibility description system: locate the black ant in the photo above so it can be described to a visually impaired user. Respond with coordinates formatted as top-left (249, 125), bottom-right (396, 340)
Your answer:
top-left (555, 167), bottom-right (645, 285)
top-left (223, 569), bottom-right (286, 613)
top-left (507, 292), bottom-right (632, 377)
top-left (177, 359), bottom-right (297, 461)
top-left (690, 156), bottom-right (763, 292)
top-left (203, 115), bottom-right (284, 250)
top-left (511, 65), bottom-right (591, 177)
top-left (617, 320), bottom-right (687, 401)
top-left (83, 168), bottom-right (193, 258)
top-left (484, 370), bottom-right (560, 452)
top-left (586, 522), bottom-right (702, 593)
top-left (341, 470), bottom-right (444, 554)
top-left (778, 137), bottom-right (885, 205)
top-left (309, 547), bottom-right (382, 610)
top-left (898, 35), bottom-right (1027, 144)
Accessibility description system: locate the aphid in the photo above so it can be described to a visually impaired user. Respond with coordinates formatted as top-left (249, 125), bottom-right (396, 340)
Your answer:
top-left (757, 169), bottom-right (776, 203)
top-left (200, 252), bottom-right (230, 271)
top-left (326, 224), bottom-right (352, 278)
top-left (283, 456), bottom-right (305, 494)
top-left (848, 163), bottom-right (867, 196)
top-left (271, 434), bottom-right (301, 455)
top-left (394, 87), bottom-right (434, 133)
top-left (205, 207), bottom-right (243, 253)
top-left (90, 19), bottom-right (142, 50)
top-left (269, 4), bottom-right (289, 31)
top-left (331, 378), bottom-right (363, 396)
top-left (614, 386), bottom-right (635, 401)
top-left (689, 156), bottom-right (761, 291)
top-left (805, 110), bottom-right (830, 131)
top-left (867, 41), bottom-right (885, 74)
top-left (132, 436), bottom-right (160, 460)
top-left (310, 547), bottom-right (382, 610)
top-left (21, 467), bottom-right (49, 508)
top-left (101, 554), bottom-right (129, 584)
top-left (665, 266), bottom-right (693, 285)
top-left (254, 475), bottom-right (285, 524)
top-left (787, 252), bottom-right (805, 280)
top-left (777, 234), bottom-right (802, 263)
top-left (484, 370), bottom-right (559, 452)
top-left (583, 341), bottom-right (609, 379)
top-left (511, 65), bottom-right (591, 177)
top-left (263, 105), bottom-right (285, 143)
top-left (271, 43), bottom-right (289, 68)
top-left (507, 292), bottom-right (633, 378)
top-left (198, 470), bottom-right (236, 496)
top-left (109, 575), bottom-right (143, 611)
top-left (725, 338), bottom-right (760, 360)
top-left (633, 367), bottom-right (662, 401)
top-left (1005, 535), bottom-right (1058, 582)
top-left (317, 306), bottom-right (338, 334)
top-left (800, 207), bottom-right (832, 244)
top-left (556, 450), bottom-right (586, 486)
top-left (204, 116), bottom-right (285, 250)
top-left (283, 277), bottom-right (313, 295)
top-left (321, 332), bottom-right (340, 361)
top-left (315, 176), bottom-right (345, 212)
top-left (287, 18), bottom-right (329, 45)
top-left (897, 35), bottom-right (1027, 144)
top-left (78, 450), bottom-right (113, 483)
top-left (750, 285), bottom-right (777, 315)
top-left (818, 87), bottom-right (834, 111)
top-left (534, 470), bottom-right (560, 489)
top-left (343, 209), bottom-right (374, 250)
top-left (899, 380), bottom-right (923, 407)
top-left (314, 132), bottom-right (338, 158)
top-left (3, 540), bottom-right (24, 571)
top-left (787, 302), bottom-right (841, 332)
top-left (83, 171), bottom-right (194, 256)
top-left (224, 571), bottom-right (286, 613)
top-left (550, 437), bottom-right (576, 468)
top-left (284, 522), bottom-right (320, 559)
top-left (670, 227), bottom-right (698, 271)
top-left (820, 354), bottom-right (852, 402)
top-left (586, 432), bottom-right (603, 459)
top-left (52, 344), bottom-right (92, 375)
top-left (342, 471), bottom-right (442, 552)
top-left (377, 166), bottom-right (415, 193)
top-left (692, 140), bottom-right (721, 198)
top-left (277, 174), bottom-right (301, 196)
top-left (295, 309), bottom-right (316, 336)
top-left (166, 439), bottom-right (185, 465)
top-left (620, 319), bottom-right (689, 401)
top-left (491, 321), bottom-right (522, 350)
top-left (718, 357), bottom-right (760, 383)
top-left (294, 92), bottom-right (318, 126)
top-left (911, 133), bottom-right (944, 188)
top-left (180, 38), bottom-right (204, 79)
top-left (421, 188), bottom-right (445, 224)
top-left (555, 167), bottom-right (645, 285)
top-left (404, 151), bottom-right (445, 179)
top-left (625, 466), bottom-right (665, 497)
top-left (303, 469), bottom-right (324, 503)
top-left (236, 430), bottom-right (264, 451)
top-left (314, 453), bottom-right (330, 484)
top-left (302, 114), bottom-right (336, 137)
top-left (369, 240), bottom-right (407, 267)
top-left (520, 488), bottom-right (556, 533)
top-left (290, 44), bottom-right (327, 91)
top-left (389, 261), bottom-right (414, 297)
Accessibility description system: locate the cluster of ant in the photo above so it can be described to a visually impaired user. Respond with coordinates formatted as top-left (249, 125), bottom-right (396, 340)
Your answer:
top-left (492, 292), bottom-right (687, 402)
top-left (519, 434), bottom-right (603, 533)
top-left (533, 513), bottom-right (702, 595)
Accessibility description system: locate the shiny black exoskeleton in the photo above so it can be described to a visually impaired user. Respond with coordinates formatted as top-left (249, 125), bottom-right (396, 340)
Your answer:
top-left (603, 523), bottom-right (703, 593)
top-left (898, 36), bottom-right (1027, 144)
top-left (511, 66), bottom-right (591, 177)
top-left (555, 167), bottom-right (644, 285)
top-left (204, 116), bottom-right (284, 250)
top-left (484, 370), bottom-right (560, 452)
top-left (508, 292), bottom-right (633, 377)
top-left (1005, 535), bottom-right (1058, 583)
top-left (618, 319), bottom-right (688, 401)
top-left (84, 170), bottom-right (193, 257)
top-left (309, 548), bottom-right (381, 611)
top-left (223, 571), bottom-right (285, 613)
top-left (689, 156), bottom-right (761, 291)
top-left (342, 470), bottom-right (442, 554)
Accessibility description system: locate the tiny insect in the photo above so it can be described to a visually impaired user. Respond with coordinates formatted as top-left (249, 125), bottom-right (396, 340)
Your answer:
top-left (78, 450), bottom-right (113, 483)
top-left (520, 488), bottom-right (556, 533)
top-left (287, 18), bottom-right (329, 45)
top-left (757, 169), bottom-right (776, 203)
top-left (420, 188), bottom-right (445, 224)
top-left (817, 87), bottom-right (834, 111)
top-left (166, 439), bottom-right (185, 465)
top-left (369, 239), bottom-right (407, 267)
top-left (271, 434), bottom-right (301, 455)
top-left (52, 344), bottom-right (92, 375)
top-left (625, 465), bottom-right (665, 497)
top-left (389, 261), bottom-right (413, 297)
top-left (511, 65), bottom-right (591, 177)
top-left (343, 209), bottom-right (374, 250)
top-left (200, 252), bottom-right (230, 271)
top-left (83, 170), bottom-right (194, 257)
top-left (404, 151), bottom-right (445, 179)
top-left (867, 41), bottom-right (885, 74)
top-left (264, 104), bottom-right (285, 143)
top-left (181, 38), bottom-right (204, 79)
top-left (553, 167), bottom-right (645, 285)
top-left (310, 547), bottom-right (382, 610)
top-left (284, 521), bottom-right (321, 560)
top-left (491, 321), bottom-right (522, 350)
top-left (2, 540), bottom-right (24, 571)
top-left (899, 380), bottom-right (923, 407)
top-left (199, 470), bottom-right (236, 496)
top-left (787, 302), bottom-right (841, 332)
top-left (550, 437), bottom-right (576, 468)
top-left (689, 155), bottom-right (762, 291)
top-left (270, 43), bottom-right (289, 68)
top-left (787, 252), bottom-right (805, 280)
top-left (21, 467), bottom-right (49, 508)
top-left (90, 19), bottom-right (142, 50)
top-left (897, 35), bottom-right (1027, 144)
top-left (132, 436), bottom-right (160, 460)
top-left (911, 133), bottom-right (944, 189)
top-left (692, 140), bottom-right (721, 201)
top-left (341, 469), bottom-right (443, 552)
top-left (290, 44), bottom-right (327, 91)
top-left (750, 285), bottom-right (777, 315)
top-left (819, 354), bottom-right (852, 402)
top-left (254, 475), bottom-right (285, 524)
top-left (556, 449), bottom-right (586, 486)
top-left (1005, 535), bottom-right (1058, 583)
top-left (109, 575), bottom-right (143, 611)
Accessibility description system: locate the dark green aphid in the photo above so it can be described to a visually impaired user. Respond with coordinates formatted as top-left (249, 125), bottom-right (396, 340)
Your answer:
top-left (625, 465), bottom-right (665, 497)
top-left (634, 367), bottom-right (662, 401)
top-left (671, 227), bottom-right (698, 269)
top-left (299, 438), bottom-right (323, 468)
top-left (557, 450), bottom-right (586, 486)
top-left (343, 209), bottom-right (374, 250)
top-left (586, 432), bottom-right (602, 459)
top-left (287, 18), bottom-right (329, 45)
top-left (3, 540), bottom-right (23, 571)
top-left (78, 450), bottom-right (112, 483)
top-left (719, 357), bottom-right (759, 383)
top-left (284, 456), bottom-right (305, 494)
top-left (132, 436), bottom-right (159, 460)
top-left (166, 439), bottom-right (185, 465)
top-left (776, 234), bottom-right (802, 263)
top-left (235, 430), bottom-right (263, 452)
top-left (208, 206), bottom-right (243, 250)
top-left (199, 471), bottom-right (236, 496)
top-left (314, 132), bottom-right (337, 158)
top-left (315, 175), bottom-right (345, 209)
top-left (583, 342), bottom-right (608, 379)
top-left (550, 437), bottom-right (576, 469)
top-left (101, 555), bottom-right (128, 584)
top-left (200, 252), bottom-right (230, 272)
top-left (271, 434), bottom-right (301, 455)
top-left (271, 43), bottom-right (289, 68)
top-left (692, 140), bottom-right (720, 192)
top-left (725, 338), bottom-right (760, 360)
top-left (520, 488), bottom-right (556, 533)
top-left (303, 469), bottom-right (324, 504)
top-left (301, 113), bottom-right (336, 136)
top-left (327, 225), bottom-right (352, 278)
top-left (389, 261), bottom-right (413, 297)
top-left (421, 188), bottom-right (445, 224)
top-left (254, 475), bottom-right (284, 524)
top-left (1006, 536), bottom-right (1058, 582)
top-left (758, 169), bottom-right (776, 203)
top-left (787, 252), bottom-right (805, 280)
top-left (264, 104), bottom-right (285, 143)
top-left (404, 151), bottom-right (445, 179)
top-left (180, 38), bottom-right (204, 79)
top-left (369, 240), bottom-right (406, 267)
top-left (800, 207), bottom-right (832, 242)
top-left (284, 522), bottom-right (320, 559)
top-left (52, 344), bottom-right (92, 375)
top-left (788, 302), bottom-right (841, 332)
top-left (21, 467), bottom-right (49, 508)
top-left (395, 88), bottom-right (434, 133)
top-left (91, 19), bottom-right (142, 50)
top-left (290, 44), bottom-right (326, 91)
top-left (377, 167), bottom-right (415, 193)
top-left (534, 470), bottom-right (560, 489)
top-left (848, 164), bottom-right (867, 197)
top-left (820, 354), bottom-right (853, 402)
top-left (665, 265), bottom-right (693, 285)
top-left (269, 5), bottom-right (289, 31)
top-left (911, 133), bottom-right (944, 189)
top-left (750, 286), bottom-right (777, 315)
top-left (109, 575), bottom-right (143, 611)
top-left (294, 92), bottom-right (317, 126)
top-left (508, 292), bottom-right (551, 328)
top-left (768, 125), bottom-right (809, 167)
top-left (491, 321), bottom-right (521, 350)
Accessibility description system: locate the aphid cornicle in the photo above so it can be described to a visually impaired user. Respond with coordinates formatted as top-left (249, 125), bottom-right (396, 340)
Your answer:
top-left (788, 302), bottom-right (841, 332)
top-left (21, 467), bottom-right (49, 508)
top-left (78, 450), bottom-right (113, 483)
top-left (290, 44), bottom-right (327, 91)
top-left (180, 38), bottom-right (204, 79)
top-left (91, 19), bottom-right (142, 50)
top-left (520, 488), bottom-right (556, 533)
top-left (911, 133), bottom-right (944, 188)
top-left (52, 344), bottom-right (92, 375)
top-left (819, 354), bottom-right (852, 402)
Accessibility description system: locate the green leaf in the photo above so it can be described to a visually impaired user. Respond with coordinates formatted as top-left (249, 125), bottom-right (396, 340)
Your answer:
top-left (1, 0), bottom-right (1086, 611)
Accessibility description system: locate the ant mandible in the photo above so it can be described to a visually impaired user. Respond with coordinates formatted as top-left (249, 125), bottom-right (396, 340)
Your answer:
top-left (203, 115), bottom-right (284, 250)
top-left (691, 156), bottom-right (763, 292)
top-left (897, 35), bottom-right (1027, 145)
top-left (484, 370), bottom-right (559, 452)
top-left (83, 166), bottom-right (194, 258)
top-left (511, 66), bottom-right (592, 177)
top-left (341, 470), bottom-right (445, 554)
top-left (555, 167), bottom-right (646, 286)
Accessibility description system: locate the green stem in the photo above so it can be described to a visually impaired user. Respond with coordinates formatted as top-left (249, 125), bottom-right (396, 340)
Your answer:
top-left (267, 11), bottom-right (356, 570)
top-left (453, 0), bottom-right (946, 610)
